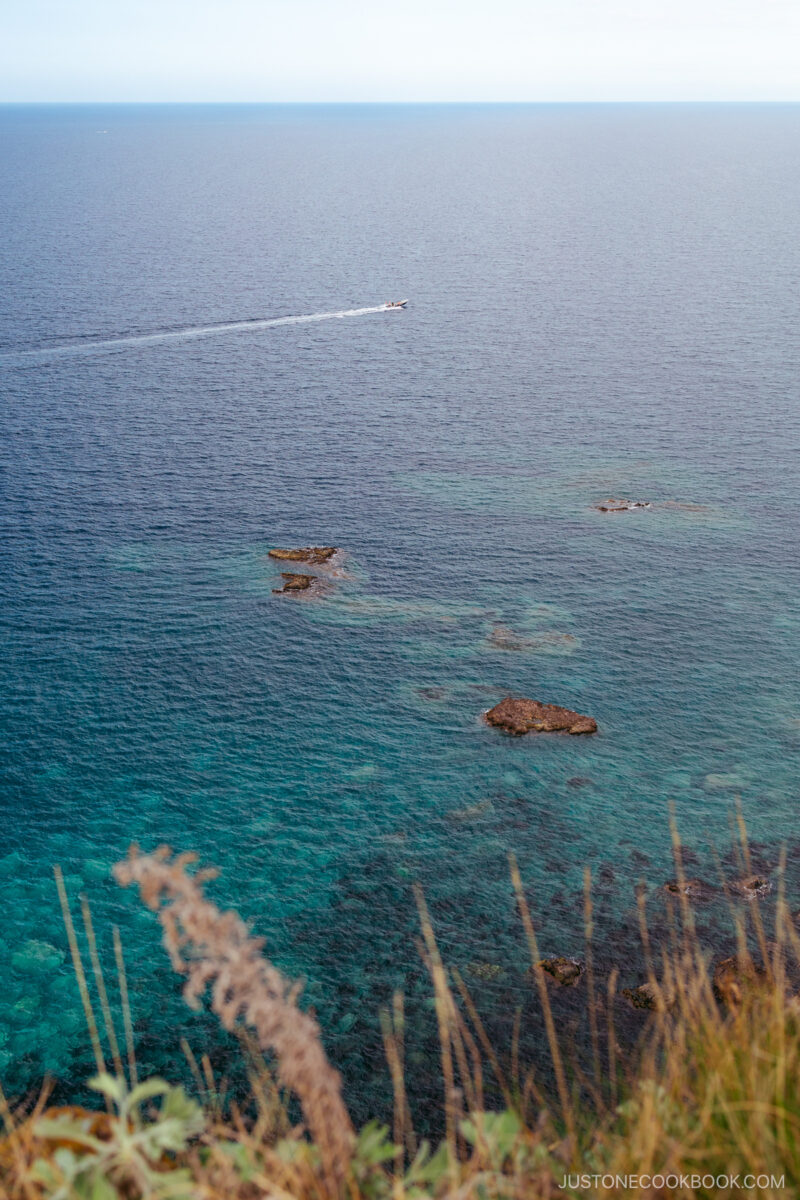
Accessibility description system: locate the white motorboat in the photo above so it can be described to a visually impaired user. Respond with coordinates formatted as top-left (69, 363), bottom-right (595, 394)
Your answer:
top-left (383, 300), bottom-right (408, 309)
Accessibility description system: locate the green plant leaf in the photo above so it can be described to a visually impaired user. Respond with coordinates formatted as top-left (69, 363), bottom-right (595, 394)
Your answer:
top-left (217, 1140), bottom-right (257, 1181)
top-left (29, 1158), bottom-right (64, 1186)
top-left (34, 1118), bottom-right (106, 1153)
top-left (128, 1077), bottom-right (172, 1108)
top-left (354, 1120), bottom-right (398, 1166)
top-left (404, 1139), bottom-right (451, 1187)
top-left (161, 1084), bottom-right (204, 1130)
top-left (460, 1110), bottom-right (522, 1168)
top-left (88, 1073), bottom-right (125, 1105)
top-left (88, 1175), bottom-right (119, 1200)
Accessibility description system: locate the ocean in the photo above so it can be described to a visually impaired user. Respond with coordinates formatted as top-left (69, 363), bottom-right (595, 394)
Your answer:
top-left (1, 103), bottom-right (799, 1119)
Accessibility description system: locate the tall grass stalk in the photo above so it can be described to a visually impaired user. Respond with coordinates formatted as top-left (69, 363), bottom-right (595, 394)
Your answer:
top-left (509, 853), bottom-right (576, 1151)
top-left (53, 866), bottom-right (106, 1083)
top-left (113, 844), bottom-right (355, 1190)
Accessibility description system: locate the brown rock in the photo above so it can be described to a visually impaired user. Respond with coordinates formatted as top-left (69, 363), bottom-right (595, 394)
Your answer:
top-left (623, 982), bottom-right (674, 1011)
top-left (712, 955), bottom-right (769, 1006)
top-left (272, 572), bottom-right (316, 594)
top-left (663, 878), bottom-right (712, 901)
top-left (536, 957), bottom-right (583, 987)
top-left (485, 696), bottom-right (597, 736)
top-left (268, 546), bottom-right (337, 564)
top-left (731, 875), bottom-right (772, 900)
top-left (595, 499), bottom-right (651, 513)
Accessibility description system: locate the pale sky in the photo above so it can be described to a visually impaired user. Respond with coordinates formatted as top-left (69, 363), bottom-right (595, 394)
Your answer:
top-left (1, 0), bottom-right (799, 102)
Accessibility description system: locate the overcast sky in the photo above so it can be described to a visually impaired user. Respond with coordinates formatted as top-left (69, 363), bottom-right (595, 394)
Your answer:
top-left (2, 0), bottom-right (799, 102)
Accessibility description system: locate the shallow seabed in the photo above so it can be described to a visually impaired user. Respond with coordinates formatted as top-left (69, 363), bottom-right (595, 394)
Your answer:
top-left (1, 103), bottom-right (799, 1118)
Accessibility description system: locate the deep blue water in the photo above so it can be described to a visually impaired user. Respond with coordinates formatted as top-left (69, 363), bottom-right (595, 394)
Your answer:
top-left (1, 103), bottom-right (800, 1116)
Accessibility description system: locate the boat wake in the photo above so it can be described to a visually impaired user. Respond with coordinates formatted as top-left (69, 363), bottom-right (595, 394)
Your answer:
top-left (0, 305), bottom-right (391, 363)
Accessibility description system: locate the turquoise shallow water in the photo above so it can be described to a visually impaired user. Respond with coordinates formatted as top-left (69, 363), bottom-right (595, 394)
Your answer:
top-left (1, 103), bottom-right (799, 1118)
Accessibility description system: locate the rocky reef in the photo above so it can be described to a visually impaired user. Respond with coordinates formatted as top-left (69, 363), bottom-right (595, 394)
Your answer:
top-left (268, 546), bottom-right (338, 564)
top-left (487, 625), bottom-right (577, 654)
top-left (272, 572), bottom-right (317, 594)
top-left (487, 625), bottom-right (533, 652)
top-left (485, 696), bottom-right (597, 735)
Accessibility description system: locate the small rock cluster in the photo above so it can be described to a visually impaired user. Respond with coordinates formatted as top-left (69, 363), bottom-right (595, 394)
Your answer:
top-left (269, 547), bottom-right (339, 594)
top-left (270, 547), bottom-right (598, 740)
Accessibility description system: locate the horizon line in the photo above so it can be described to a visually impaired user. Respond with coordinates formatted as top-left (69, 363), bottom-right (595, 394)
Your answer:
top-left (2, 98), bottom-right (799, 106)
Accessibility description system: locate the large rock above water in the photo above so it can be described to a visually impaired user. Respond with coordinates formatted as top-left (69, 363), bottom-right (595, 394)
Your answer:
top-left (537, 957), bottom-right (584, 986)
top-left (268, 546), bottom-right (337, 564)
top-left (594, 499), bottom-right (651, 513)
top-left (622, 981), bottom-right (674, 1011)
top-left (485, 696), bottom-right (597, 736)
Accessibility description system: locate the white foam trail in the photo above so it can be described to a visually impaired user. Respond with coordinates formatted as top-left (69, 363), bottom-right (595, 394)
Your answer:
top-left (1, 305), bottom-right (390, 363)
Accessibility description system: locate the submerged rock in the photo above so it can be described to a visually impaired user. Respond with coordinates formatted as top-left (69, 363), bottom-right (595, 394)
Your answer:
top-left (488, 625), bottom-right (532, 652)
top-left (467, 962), bottom-right (503, 982)
top-left (488, 625), bottom-right (577, 654)
top-left (381, 831), bottom-right (408, 845)
top-left (703, 772), bottom-right (747, 792)
top-left (485, 696), bottom-right (597, 736)
top-left (417, 686), bottom-right (447, 701)
top-left (345, 762), bottom-right (378, 781)
top-left (268, 546), bottom-right (338, 564)
top-left (272, 572), bottom-right (316, 594)
top-left (10, 940), bottom-right (65, 975)
top-left (661, 501), bottom-right (711, 513)
top-left (536, 957), bottom-right (584, 987)
top-left (445, 799), bottom-right (493, 823)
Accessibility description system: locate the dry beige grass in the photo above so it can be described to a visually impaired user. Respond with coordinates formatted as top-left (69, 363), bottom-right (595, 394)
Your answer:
top-left (113, 845), bottom-right (355, 1188)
